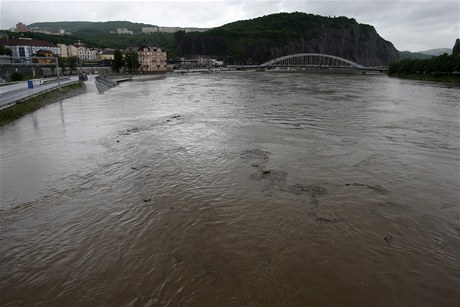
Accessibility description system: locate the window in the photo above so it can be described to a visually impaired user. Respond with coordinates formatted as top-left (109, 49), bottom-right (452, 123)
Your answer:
top-left (18, 47), bottom-right (25, 58)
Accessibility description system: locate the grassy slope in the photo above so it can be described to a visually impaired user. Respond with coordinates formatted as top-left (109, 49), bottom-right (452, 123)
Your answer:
top-left (0, 82), bottom-right (85, 126)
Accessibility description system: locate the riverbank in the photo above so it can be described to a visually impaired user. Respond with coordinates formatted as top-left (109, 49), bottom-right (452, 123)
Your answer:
top-left (0, 81), bottom-right (85, 126)
top-left (390, 73), bottom-right (460, 85)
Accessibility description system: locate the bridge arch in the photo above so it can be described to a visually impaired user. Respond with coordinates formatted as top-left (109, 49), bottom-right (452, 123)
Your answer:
top-left (259, 53), bottom-right (365, 69)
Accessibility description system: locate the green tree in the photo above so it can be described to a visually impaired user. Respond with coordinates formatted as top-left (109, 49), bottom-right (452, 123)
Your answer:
top-left (125, 51), bottom-right (139, 73)
top-left (174, 30), bottom-right (186, 44)
top-left (58, 57), bottom-right (67, 74)
top-left (389, 46), bottom-right (460, 75)
top-left (112, 49), bottom-right (124, 73)
top-left (0, 45), bottom-right (12, 56)
top-left (67, 56), bottom-right (79, 74)
top-left (11, 71), bottom-right (23, 81)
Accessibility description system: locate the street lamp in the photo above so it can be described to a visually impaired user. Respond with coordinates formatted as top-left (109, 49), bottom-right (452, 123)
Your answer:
top-left (55, 56), bottom-right (61, 91)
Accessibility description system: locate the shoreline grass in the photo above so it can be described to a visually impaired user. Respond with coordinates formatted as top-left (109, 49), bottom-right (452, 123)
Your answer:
top-left (0, 82), bottom-right (85, 126)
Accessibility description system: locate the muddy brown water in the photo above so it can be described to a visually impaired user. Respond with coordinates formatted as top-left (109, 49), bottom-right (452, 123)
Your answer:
top-left (1, 72), bottom-right (459, 306)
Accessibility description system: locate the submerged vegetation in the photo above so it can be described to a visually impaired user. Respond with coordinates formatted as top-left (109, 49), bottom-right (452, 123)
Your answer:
top-left (0, 82), bottom-right (84, 126)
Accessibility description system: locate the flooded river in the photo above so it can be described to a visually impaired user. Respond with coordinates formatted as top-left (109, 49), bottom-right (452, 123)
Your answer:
top-left (1, 72), bottom-right (459, 306)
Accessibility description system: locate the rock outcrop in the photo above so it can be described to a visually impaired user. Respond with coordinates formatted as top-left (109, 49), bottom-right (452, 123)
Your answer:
top-left (453, 38), bottom-right (460, 56)
top-left (177, 12), bottom-right (400, 66)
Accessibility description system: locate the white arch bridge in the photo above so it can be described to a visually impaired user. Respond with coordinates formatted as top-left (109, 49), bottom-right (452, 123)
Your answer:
top-left (230, 53), bottom-right (388, 72)
top-left (260, 53), bottom-right (365, 69)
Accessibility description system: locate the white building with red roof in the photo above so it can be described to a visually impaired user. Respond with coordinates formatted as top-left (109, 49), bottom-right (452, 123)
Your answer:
top-left (0, 37), bottom-right (60, 63)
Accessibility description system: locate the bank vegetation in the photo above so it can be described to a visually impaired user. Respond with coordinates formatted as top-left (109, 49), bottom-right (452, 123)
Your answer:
top-left (389, 39), bottom-right (460, 84)
top-left (0, 82), bottom-right (84, 126)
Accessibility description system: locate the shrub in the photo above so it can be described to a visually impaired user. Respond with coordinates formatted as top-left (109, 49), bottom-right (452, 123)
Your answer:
top-left (10, 71), bottom-right (24, 82)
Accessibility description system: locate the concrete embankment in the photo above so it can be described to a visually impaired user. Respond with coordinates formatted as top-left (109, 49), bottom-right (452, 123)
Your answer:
top-left (0, 82), bottom-right (85, 126)
top-left (95, 76), bottom-right (118, 93)
top-left (94, 74), bottom-right (167, 93)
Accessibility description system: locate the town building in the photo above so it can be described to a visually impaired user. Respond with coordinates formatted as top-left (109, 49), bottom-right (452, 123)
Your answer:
top-left (178, 56), bottom-right (222, 69)
top-left (57, 43), bottom-right (85, 59)
top-left (67, 45), bottom-right (78, 57)
top-left (34, 50), bottom-right (54, 64)
top-left (57, 44), bottom-right (69, 58)
top-left (96, 49), bottom-right (115, 61)
top-left (142, 27), bottom-right (159, 33)
top-left (117, 28), bottom-right (133, 35)
top-left (28, 28), bottom-right (52, 35)
top-left (158, 27), bottom-right (181, 33)
top-left (0, 37), bottom-right (60, 62)
top-left (157, 26), bottom-right (209, 33)
top-left (137, 44), bottom-right (167, 73)
top-left (16, 22), bottom-right (27, 33)
top-left (77, 46), bottom-right (97, 62)
top-left (96, 49), bottom-right (115, 66)
top-left (195, 56), bottom-right (212, 66)
top-left (0, 55), bottom-right (11, 65)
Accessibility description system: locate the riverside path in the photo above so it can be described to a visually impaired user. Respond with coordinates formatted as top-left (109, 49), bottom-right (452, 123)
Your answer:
top-left (0, 76), bottom-right (80, 109)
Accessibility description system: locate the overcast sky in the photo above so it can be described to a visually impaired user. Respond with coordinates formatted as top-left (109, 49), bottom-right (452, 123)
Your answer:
top-left (1, 0), bottom-right (459, 51)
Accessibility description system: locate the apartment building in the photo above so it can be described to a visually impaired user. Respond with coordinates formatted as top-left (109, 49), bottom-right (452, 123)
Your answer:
top-left (138, 44), bottom-right (167, 72)
top-left (16, 22), bottom-right (27, 33)
top-left (77, 46), bottom-right (97, 62)
top-left (117, 28), bottom-right (133, 35)
top-left (142, 27), bottom-right (159, 33)
top-left (57, 43), bottom-right (94, 62)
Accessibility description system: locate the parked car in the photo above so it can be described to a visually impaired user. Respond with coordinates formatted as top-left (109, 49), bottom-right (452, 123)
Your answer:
top-left (79, 73), bottom-right (88, 81)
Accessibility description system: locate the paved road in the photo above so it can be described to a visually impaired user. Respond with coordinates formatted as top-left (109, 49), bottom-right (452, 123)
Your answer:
top-left (0, 76), bottom-right (79, 108)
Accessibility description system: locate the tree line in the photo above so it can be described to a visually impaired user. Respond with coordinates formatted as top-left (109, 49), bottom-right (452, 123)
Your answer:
top-left (112, 50), bottom-right (140, 73)
top-left (389, 39), bottom-right (460, 75)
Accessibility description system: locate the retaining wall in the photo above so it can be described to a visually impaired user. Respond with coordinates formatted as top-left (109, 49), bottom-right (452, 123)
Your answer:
top-left (95, 76), bottom-right (118, 93)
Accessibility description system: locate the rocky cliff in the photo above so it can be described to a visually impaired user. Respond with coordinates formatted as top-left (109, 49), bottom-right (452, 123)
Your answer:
top-left (177, 12), bottom-right (400, 66)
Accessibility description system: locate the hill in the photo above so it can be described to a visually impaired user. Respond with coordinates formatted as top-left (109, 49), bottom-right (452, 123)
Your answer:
top-left (12, 21), bottom-right (174, 50)
top-left (24, 21), bottom-right (179, 52)
top-left (28, 21), bottom-right (158, 35)
top-left (399, 48), bottom-right (453, 60)
top-left (418, 48), bottom-right (451, 56)
top-left (17, 14), bottom-right (400, 65)
top-left (0, 29), bottom-right (174, 50)
top-left (175, 12), bottom-right (400, 66)
top-left (399, 51), bottom-right (432, 60)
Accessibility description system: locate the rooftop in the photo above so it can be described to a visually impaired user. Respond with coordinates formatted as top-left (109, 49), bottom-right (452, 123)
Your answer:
top-left (0, 38), bottom-right (58, 48)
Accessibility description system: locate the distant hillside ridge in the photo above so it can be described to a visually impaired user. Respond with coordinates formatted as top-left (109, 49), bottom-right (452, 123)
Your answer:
top-left (176, 12), bottom-right (400, 66)
top-left (28, 21), bottom-right (159, 34)
top-left (399, 48), bottom-right (452, 60)
top-left (399, 51), bottom-right (432, 60)
top-left (418, 48), bottom-right (451, 56)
